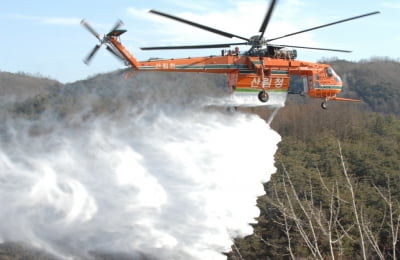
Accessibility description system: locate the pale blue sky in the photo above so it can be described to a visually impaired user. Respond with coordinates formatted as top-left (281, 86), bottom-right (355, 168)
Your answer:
top-left (0, 0), bottom-right (397, 83)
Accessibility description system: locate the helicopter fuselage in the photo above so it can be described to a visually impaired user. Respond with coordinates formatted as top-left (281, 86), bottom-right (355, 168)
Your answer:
top-left (131, 49), bottom-right (343, 107)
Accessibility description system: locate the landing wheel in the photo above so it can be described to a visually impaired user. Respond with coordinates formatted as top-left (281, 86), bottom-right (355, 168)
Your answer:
top-left (258, 91), bottom-right (269, 103)
top-left (321, 101), bottom-right (328, 109)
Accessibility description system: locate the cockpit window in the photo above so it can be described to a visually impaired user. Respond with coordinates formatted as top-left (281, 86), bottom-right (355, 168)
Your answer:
top-left (326, 67), bottom-right (334, 77)
top-left (326, 67), bottom-right (342, 82)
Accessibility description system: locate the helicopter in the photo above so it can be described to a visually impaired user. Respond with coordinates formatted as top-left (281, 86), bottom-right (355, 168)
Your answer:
top-left (81, 0), bottom-right (379, 109)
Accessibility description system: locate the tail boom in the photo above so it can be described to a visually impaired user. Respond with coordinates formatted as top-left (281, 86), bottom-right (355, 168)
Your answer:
top-left (109, 37), bottom-right (141, 70)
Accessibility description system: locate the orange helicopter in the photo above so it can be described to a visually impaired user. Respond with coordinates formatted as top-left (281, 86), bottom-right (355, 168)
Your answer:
top-left (81, 0), bottom-right (379, 109)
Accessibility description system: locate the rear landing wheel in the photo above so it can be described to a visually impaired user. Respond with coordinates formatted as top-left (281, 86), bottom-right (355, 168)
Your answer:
top-left (321, 101), bottom-right (328, 109)
top-left (258, 91), bottom-right (269, 103)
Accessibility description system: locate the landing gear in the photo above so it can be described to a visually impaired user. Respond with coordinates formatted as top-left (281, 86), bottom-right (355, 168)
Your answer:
top-left (258, 90), bottom-right (269, 103)
top-left (321, 97), bottom-right (332, 109)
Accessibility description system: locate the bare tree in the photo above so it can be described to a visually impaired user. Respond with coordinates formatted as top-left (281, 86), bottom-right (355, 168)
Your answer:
top-left (281, 165), bottom-right (324, 259)
top-left (373, 176), bottom-right (400, 259)
top-left (360, 207), bottom-right (385, 259)
top-left (231, 242), bottom-right (245, 260)
top-left (271, 183), bottom-right (296, 259)
top-left (338, 141), bottom-right (367, 259)
top-left (248, 142), bottom-right (396, 260)
top-left (270, 164), bottom-right (351, 259)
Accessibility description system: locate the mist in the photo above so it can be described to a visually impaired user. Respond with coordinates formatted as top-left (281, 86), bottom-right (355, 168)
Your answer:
top-left (0, 71), bottom-right (281, 259)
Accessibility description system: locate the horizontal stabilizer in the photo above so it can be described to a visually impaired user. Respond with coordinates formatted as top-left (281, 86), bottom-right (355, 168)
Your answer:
top-left (107, 29), bottom-right (127, 37)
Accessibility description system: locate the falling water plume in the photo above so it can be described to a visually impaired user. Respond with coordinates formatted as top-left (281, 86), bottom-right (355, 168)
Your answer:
top-left (0, 71), bottom-right (281, 259)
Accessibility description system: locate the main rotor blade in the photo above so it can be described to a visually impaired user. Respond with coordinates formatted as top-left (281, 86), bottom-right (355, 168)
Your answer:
top-left (81, 20), bottom-right (101, 41)
top-left (259, 0), bottom-right (277, 39)
top-left (84, 44), bottom-right (101, 64)
top-left (149, 9), bottom-right (249, 41)
top-left (141, 42), bottom-right (247, 50)
top-left (268, 11), bottom-right (380, 42)
top-left (272, 44), bottom-right (352, 53)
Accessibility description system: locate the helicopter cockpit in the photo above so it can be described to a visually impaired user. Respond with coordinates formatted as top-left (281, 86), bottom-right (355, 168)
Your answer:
top-left (325, 67), bottom-right (342, 83)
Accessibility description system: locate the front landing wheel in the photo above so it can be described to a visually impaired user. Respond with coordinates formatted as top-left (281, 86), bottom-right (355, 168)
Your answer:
top-left (321, 101), bottom-right (328, 109)
top-left (258, 91), bottom-right (269, 103)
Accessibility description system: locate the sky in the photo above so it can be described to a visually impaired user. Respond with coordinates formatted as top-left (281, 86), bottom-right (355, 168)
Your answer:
top-left (0, 0), bottom-right (398, 83)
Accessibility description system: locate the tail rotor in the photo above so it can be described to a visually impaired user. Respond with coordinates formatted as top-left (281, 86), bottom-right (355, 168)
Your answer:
top-left (81, 19), bottom-right (126, 65)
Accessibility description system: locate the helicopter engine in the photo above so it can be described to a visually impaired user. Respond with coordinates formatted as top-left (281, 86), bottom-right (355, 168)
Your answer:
top-left (274, 48), bottom-right (297, 59)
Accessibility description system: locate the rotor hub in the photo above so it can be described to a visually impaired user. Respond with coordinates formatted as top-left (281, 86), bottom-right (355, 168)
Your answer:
top-left (249, 35), bottom-right (267, 48)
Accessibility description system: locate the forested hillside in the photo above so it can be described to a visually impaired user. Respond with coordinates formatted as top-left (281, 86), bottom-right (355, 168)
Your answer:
top-left (331, 58), bottom-right (400, 115)
top-left (0, 71), bottom-right (61, 102)
top-left (228, 58), bottom-right (400, 259)
top-left (1, 58), bottom-right (399, 259)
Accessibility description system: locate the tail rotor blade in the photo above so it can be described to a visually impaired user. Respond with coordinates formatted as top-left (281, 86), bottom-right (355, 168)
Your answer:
top-left (109, 19), bottom-right (124, 33)
top-left (106, 45), bottom-right (125, 62)
top-left (84, 44), bottom-right (101, 65)
top-left (81, 19), bottom-right (101, 41)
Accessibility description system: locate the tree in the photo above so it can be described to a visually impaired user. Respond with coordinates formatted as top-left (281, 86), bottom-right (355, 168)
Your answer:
top-left (229, 111), bottom-right (400, 259)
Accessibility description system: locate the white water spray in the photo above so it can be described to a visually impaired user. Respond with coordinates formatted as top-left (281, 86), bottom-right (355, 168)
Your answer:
top-left (0, 72), bottom-right (281, 259)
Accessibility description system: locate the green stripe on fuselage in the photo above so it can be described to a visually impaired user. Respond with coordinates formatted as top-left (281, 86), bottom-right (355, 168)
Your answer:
top-left (271, 70), bottom-right (289, 75)
top-left (316, 85), bottom-right (342, 90)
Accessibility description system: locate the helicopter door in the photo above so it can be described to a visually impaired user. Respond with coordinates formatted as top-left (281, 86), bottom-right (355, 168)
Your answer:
top-left (309, 75), bottom-right (315, 90)
top-left (313, 74), bottom-right (320, 89)
top-left (306, 74), bottom-right (320, 89)
top-left (302, 75), bottom-right (314, 94)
